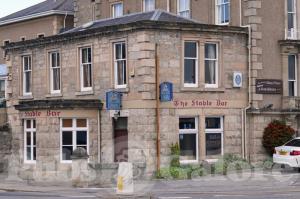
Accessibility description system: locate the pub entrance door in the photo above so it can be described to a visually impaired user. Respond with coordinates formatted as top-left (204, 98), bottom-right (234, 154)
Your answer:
top-left (113, 117), bottom-right (128, 162)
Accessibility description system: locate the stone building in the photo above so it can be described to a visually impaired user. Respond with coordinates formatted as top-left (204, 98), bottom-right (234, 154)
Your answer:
top-left (3, 9), bottom-right (248, 181)
top-left (72, 0), bottom-right (300, 163)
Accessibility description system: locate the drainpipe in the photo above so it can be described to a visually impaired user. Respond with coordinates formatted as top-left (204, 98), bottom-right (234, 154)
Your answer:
top-left (97, 109), bottom-right (101, 163)
top-left (63, 11), bottom-right (68, 29)
top-left (167, 0), bottom-right (170, 12)
top-left (155, 43), bottom-right (161, 171)
top-left (240, 0), bottom-right (252, 160)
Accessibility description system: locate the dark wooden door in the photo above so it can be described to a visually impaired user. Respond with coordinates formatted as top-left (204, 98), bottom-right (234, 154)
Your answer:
top-left (114, 118), bottom-right (128, 162)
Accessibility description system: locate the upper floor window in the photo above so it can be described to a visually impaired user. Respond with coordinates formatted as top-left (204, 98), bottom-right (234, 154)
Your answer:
top-left (287, 0), bottom-right (297, 39)
top-left (205, 43), bottom-right (218, 88)
top-left (143, 0), bottom-right (155, 12)
top-left (22, 56), bottom-right (32, 96)
top-left (184, 41), bottom-right (198, 87)
top-left (0, 79), bottom-right (5, 99)
top-left (178, 0), bottom-right (190, 18)
top-left (216, 0), bottom-right (230, 25)
top-left (80, 47), bottom-right (93, 91)
top-left (112, 2), bottom-right (123, 18)
top-left (288, 54), bottom-right (297, 96)
top-left (114, 42), bottom-right (127, 88)
top-left (49, 51), bottom-right (61, 94)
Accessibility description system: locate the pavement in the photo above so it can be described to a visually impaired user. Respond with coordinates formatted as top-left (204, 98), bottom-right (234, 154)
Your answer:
top-left (0, 169), bottom-right (300, 198)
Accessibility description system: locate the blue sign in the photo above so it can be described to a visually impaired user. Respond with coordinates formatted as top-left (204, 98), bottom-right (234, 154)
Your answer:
top-left (160, 82), bottom-right (173, 102)
top-left (106, 91), bottom-right (122, 110)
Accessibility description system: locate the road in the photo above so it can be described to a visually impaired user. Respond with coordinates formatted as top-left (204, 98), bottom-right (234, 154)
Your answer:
top-left (0, 169), bottom-right (299, 199)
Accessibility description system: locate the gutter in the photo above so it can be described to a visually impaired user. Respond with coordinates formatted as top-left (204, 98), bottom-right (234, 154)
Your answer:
top-left (240, 0), bottom-right (252, 160)
top-left (0, 10), bottom-right (74, 26)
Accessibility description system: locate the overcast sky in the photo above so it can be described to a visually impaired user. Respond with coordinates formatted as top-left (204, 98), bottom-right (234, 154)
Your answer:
top-left (0, 0), bottom-right (45, 18)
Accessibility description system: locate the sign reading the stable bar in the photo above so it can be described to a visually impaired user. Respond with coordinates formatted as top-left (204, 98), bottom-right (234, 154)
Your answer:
top-left (256, 79), bottom-right (282, 94)
top-left (106, 91), bottom-right (122, 110)
top-left (173, 99), bottom-right (228, 108)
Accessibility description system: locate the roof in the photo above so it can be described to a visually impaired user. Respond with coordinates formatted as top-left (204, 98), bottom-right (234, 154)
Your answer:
top-left (0, 0), bottom-right (74, 26)
top-left (3, 10), bottom-right (248, 51)
top-left (63, 10), bottom-right (197, 34)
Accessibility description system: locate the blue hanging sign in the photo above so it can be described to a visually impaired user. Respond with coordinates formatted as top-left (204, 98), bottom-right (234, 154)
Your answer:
top-left (160, 82), bottom-right (173, 102)
top-left (106, 91), bottom-right (122, 110)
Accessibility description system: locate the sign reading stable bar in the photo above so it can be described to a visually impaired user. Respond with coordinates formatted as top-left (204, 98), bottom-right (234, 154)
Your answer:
top-left (256, 79), bottom-right (282, 94)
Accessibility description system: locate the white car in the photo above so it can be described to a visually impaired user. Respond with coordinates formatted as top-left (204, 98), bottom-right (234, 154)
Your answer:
top-left (273, 137), bottom-right (300, 168)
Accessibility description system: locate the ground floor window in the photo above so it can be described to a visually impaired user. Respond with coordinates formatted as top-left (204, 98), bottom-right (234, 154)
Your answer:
top-left (24, 119), bottom-right (36, 163)
top-left (205, 117), bottom-right (223, 157)
top-left (61, 118), bottom-right (88, 162)
top-left (179, 117), bottom-right (198, 163)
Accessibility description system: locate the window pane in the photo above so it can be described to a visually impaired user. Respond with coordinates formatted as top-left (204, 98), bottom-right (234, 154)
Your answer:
top-left (53, 68), bottom-right (60, 90)
top-left (205, 118), bottom-right (221, 129)
top-left (288, 0), bottom-right (294, 12)
top-left (26, 132), bottom-right (31, 146)
top-left (62, 119), bottom-right (72, 127)
top-left (76, 119), bottom-right (87, 127)
top-left (179, 134), bottom-right (196, 161)
top-left (0, 80), bottom-right (5, 92)
top-left (117, 61), bottom-right (126, 85)
top-left (206, 133), bottom-right (222, 156)
top-left (62, 131), bottom-right (73, 145)
top-left (33, 132), bottom-right (36, 145)
top-left (33, 120), bottom-right (36, 129)
top-left (179, 118), bottom-right (196, 129)
top-left (27, 147), bottom-right (31, 160)
top-left (33, 147), bottom-right (36, 160)
top-left (224, 3), bottom-right (229, 23)
top-left (77, 131), bottom-right (87, 145)
top-left (288, 55), bottom-right (296, 80)
top-left (205, 44), bottom-right (216, 59)
top-left (205, 60), bottom-right (216, 84)
top-left (122, 43), bottom-right (126, 59)
top-left (25, 72), bottom-right (31, 93)
top-left (83, 64), bottom-right (92, 87)
top-left (289, 81), bottom-right (295, 96)
top-left (51, 53), bottom-right (56, 68)
top-left (288, 13), bottom-right (294, 29)
top-left (62, 146), bottom-right (73, 160)
top-left (115, 44), bottom-right (122, 59)
top-left (184, 59), bottom-right (196, 84)
top-left (26, 120), bottom-right (31, 129)
top-left (184, 42), bottom-right (197, 58)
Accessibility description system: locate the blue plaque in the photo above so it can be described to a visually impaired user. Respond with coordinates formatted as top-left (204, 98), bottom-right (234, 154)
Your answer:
top-left (160, 82), bottom-right (173, 102)
top-left (106, 91), bottom-right (122, 110)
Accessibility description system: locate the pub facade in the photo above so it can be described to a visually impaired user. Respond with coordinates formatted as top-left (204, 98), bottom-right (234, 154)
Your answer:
top-left (3, 10), bottom-right (248, 181)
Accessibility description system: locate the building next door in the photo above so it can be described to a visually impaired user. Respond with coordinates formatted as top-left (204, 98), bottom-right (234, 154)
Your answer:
top-left (113, 117), bottom-right (128, 162)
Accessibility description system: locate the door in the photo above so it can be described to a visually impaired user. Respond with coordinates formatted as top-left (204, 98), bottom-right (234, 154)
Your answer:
top-left (114, 117), bottom-right (128, 162)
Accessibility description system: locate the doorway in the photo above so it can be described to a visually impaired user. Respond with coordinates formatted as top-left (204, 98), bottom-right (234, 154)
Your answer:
top-left (113, 117), bottom-right (128, 162)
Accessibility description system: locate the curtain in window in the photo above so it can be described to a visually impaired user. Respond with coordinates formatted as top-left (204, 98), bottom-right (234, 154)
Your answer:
top-left (205, 44), bottom-right (216, 85)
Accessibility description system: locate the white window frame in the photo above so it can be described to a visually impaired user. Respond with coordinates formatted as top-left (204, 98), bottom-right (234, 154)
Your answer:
top-left (215, 0), bottom-right (230, 25)
top-left (49, 51), bottom-right (61, 94)
top-left (80, 47), bottom-right (93, 92)
top-left (60, 118), bottom-right (89, 163)
top-left (143, 0), bottom-right (155, 12)
top-left (112, 2), bottom-right (123, 18)
top-left (287, 0), bottom-right (297, 39)
top-left (288, 54), bottom-right (297, 97)
top-left (0, 77), bottom-right (7, 100)
top-left (184, 41), bottom-right (198, 88)
top-left (205, 116), bottom-right (224, 159)
top-left (179, 117), bottom-right (199, 164)
top-left (114, 42), bottom-right (127, 89)
top-left (24, 119), bottom-right (36, 164)
top-left (177, 0), bottom-right (190, 18)
top-left (22, 55), bottom-right (32, 96)
top-left (205, 43), bottom-right (219, 88)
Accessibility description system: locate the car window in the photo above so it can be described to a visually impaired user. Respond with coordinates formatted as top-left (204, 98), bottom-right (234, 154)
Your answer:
top-left (285, 139), bottom-right (300, 147)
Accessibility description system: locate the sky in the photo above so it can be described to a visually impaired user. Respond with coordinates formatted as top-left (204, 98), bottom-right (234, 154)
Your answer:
top-left (0, 0), bottom-right (45, 18)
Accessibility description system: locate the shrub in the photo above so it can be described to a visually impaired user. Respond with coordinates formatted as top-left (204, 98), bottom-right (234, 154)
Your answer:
top-left (262, 120), bottom-right (295, 156)
top-left (170, 143), bottom-right (180, 167)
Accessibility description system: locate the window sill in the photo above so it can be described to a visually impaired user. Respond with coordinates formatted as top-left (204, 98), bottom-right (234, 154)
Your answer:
top-left (114, 87), bottom-right (129, 93)
top-left (46, 93), bottom-right (63, 98)
top-left (19, 95), bottom-right (34, 100)
top-left (180, 160), bottom-right (198, 164)
top-left (75, 90), bottom-right (94, 96)
top-left (180, 87), bottom-right (225, 93)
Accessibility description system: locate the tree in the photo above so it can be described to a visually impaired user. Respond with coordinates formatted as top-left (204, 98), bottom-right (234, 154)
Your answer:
top-left (262, 120), bottom-right (295, 156)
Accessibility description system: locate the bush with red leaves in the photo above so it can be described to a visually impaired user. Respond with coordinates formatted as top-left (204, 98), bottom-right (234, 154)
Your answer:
top-left (262, 120), bottom-right (295, 156)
